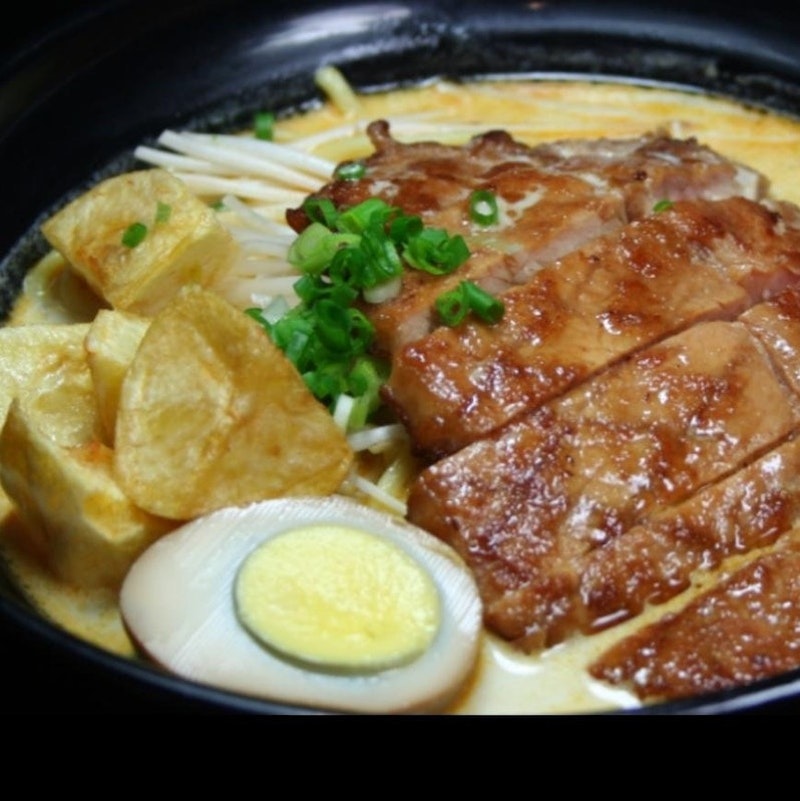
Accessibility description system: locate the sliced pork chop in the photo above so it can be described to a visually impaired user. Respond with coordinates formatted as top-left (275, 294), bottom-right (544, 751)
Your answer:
top-left (386, 197), bottom-right (800, 458)
top-left (573, 284), bottom-right (800, 636)
top-left (287, 122), bottom-right (764, 357)
top-left (577, 433), bottom-right (800, 636)
top-left (406, 310), bottom-right (800, 650)
top-left (587, 538), bottom-right (800, 703)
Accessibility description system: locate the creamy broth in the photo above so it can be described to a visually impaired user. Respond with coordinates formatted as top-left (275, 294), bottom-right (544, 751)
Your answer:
top-left (4, 77), bottom-right (800, 713)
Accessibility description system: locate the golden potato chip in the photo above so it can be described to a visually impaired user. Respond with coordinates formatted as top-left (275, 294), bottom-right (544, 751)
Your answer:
top-left (113, 287), bottom-right (354, 520)
top-left (84, 309), bottom-right (150, 445)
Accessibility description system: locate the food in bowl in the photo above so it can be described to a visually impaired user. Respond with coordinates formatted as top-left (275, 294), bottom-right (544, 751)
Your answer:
top-left (4, 68), bottom-right (800, 713)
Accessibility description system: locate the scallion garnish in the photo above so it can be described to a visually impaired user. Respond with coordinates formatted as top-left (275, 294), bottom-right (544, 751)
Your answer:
top-left (121, 221), bottom-right (148, 248)
top-left (254, 111), bottom-right (275, 141)
top-left (403, 227), bottom-right (470, 275)
top-left (653, 198), bottom-right (674, 213)
top-left (469, 189), bottom-right (499, 226)
top-left (303, 197), bottom-right (339, 228)
top-left (435, 280), bottom-right (505, 326)
top-left (335, 161), bottom-right (367, 181)
top-left (287, 222), bottom-right (360, 276)
top-left (250, 195), bottom-right (472, 431)
top-left (155, 201), bottom-right (172, 224)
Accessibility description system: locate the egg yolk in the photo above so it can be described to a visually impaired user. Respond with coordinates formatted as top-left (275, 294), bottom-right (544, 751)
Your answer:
top-left (234, 523), bottom-right (441, 672)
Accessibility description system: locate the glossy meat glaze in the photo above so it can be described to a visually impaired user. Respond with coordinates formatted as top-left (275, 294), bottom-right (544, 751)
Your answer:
top-left (291, 125), bottom-right (800, 702)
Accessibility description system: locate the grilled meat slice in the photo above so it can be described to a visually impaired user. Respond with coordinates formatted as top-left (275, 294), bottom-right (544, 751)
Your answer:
top-left (575, 285), bottom-right (800, 634)
top-left (740, 278), bottom-right (800, 395)
top-left (406, 309), bottom-right (800, 650)
top-left (587, 539), bottom-right (800, 702)
top-left (578, 433), bottom-right (800, 634)
top-left (287, 122), bottom-right (764, 357)
top-left (386, 197), bottom-right (800, 458)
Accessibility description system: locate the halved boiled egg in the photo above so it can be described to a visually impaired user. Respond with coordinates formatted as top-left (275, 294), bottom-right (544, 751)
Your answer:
top-left (119, 495), bottom-right (483, 713)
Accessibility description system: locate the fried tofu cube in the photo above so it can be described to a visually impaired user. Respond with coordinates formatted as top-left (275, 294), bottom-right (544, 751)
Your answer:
top-left (0, 396), bottom-right (173, 590)
top-left (41, 169), bottom-right (238, 315)
top-left (11, 251), bottom-right (104, 326)
top-left (84, 309), bottom-right (150, 444)
top-left (0, 322), bottom-right (172, 589)
top-left (0, 322), bottom-right (96, 442)
top-left (0, 322), bottom-right (96, 519)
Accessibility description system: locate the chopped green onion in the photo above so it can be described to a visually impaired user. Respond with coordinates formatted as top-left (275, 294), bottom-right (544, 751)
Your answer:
top-left (653, 198), bottom-right (674, 213)
top-left (469, 189), bottom-right (499, 225)
top-left (464, 280), bottom-right (505, 324)
top-left (121, 222), bottom-right (148, 248)
top-left (403, 227), bottom-right (470, 275)
top-left (245, 307), bottom-right (269, 327)
top-left (335, 161), bottom-right (366, 181)
top-left (363, 275), bottom-right (401, 304)
top-left (358, 222), bottom-right (403, 286)
top-left (155, 201), bottom-right (172, 224)
top-left (314, 299), bottom-right (355, 352)
top-left (345, 357), bottom-right (389, 430)
top-left (254, 111), bottom-right (275, 141)
top-left (388, 213), bottom-right (423, 243)
top-left (435, 286), bottom-right (469, 326)
top-left (287, 222), bottom-right (359, 275)
top-left (435, 280), bottom-right (505, 326)
top-left (302, 197), bottom-right (339, 228)
top-left (336, 197), bottom-right (390, 234)
top-left (263, 195), bottom-right (475, 430)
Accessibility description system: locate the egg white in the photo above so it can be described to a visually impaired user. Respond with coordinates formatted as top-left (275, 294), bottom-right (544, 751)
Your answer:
top-left (119, 494), bottom-right (483, 714)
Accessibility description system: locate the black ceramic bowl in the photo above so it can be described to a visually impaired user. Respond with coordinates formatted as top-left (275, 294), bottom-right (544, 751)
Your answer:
top-left (4, 0), bottom-right (800, 714)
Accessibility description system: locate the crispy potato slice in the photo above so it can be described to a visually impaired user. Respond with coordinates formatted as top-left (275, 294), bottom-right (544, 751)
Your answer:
top-left (41, 169), bottom-right (237, 315)
top-left (113, 287), bottom-right (354, 520)
top-left (0, 397), bottom-right (173, 590)
top-left (84, 309), bottom-right (150, 445)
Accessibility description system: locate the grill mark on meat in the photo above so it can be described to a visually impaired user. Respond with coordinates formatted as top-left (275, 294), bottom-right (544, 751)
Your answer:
top-left (739, 278), bottom-right (800, 394)
top-left (286, 122), bottom-right (764, 358)
top-left (287, 124), bottom-right (800, 696)
top-left (578, 433), bottom-right (800, 636)
top-left (587, 537), bottom-right (800, 702)
top-left (406, 299), bottom-right (800, 650)
top-left (386, 197), bottom-right (800, 459)
top-left (569, 285), bottom-right (800, 635)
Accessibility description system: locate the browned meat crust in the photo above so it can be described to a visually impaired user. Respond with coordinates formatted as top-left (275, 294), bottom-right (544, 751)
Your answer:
top-left (387, 197), bottom-right (800, 459)
top-left (588, 539), bottom-right (800, 702)
top-left (289, 123), bottom-right (800, 699)
top-left (407, 289), bottom-right (800, 650)
top-left (287, 122), bottom-right (764, 359)
top-left (578, 433), bottom-right (800, 634)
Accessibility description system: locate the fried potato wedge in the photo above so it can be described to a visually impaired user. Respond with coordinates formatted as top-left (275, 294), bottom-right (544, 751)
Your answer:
top-left (41, 169), bottom-right (237, 315)
top-left (85, 309), bottom-right (150, 445)
top-left (0, 397), bottom-right (173, 590)
top-left (0, 322), bottom-right (96, 445)
top-left (113, 287), bottom-right (354, 520)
